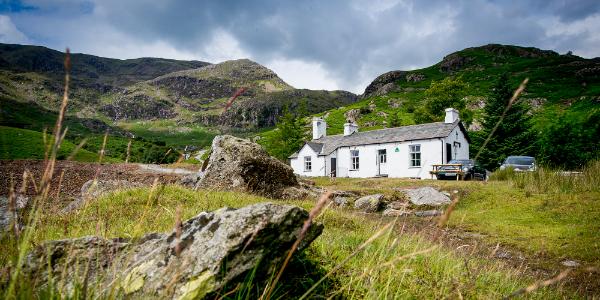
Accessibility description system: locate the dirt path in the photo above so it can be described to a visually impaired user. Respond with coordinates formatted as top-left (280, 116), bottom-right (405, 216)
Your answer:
top-left (0, 160), bottom-right (185, 199)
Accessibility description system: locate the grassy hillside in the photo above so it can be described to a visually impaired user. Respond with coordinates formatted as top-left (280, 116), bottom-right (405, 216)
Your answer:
top-left (261, 44), bottom-right (599, 166)
top-left (324, 44), bottom-right (599, 132)
top-left (3, 177), bottom-right (592, 298)
top-left (0, 126), bottom-right (106, 162)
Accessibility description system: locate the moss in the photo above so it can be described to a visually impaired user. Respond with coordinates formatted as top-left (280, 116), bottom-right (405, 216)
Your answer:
top-left (177, 271), bottom-right (215, 300)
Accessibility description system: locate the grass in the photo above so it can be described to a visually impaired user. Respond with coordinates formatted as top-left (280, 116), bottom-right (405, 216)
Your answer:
top-left (1, 183), bottom-right (583, 299)
top-left (315, 174), bottom-right (600, 265)
top-left (117, 120), bottom-right (218, 149)
top-left (0, 126), bottom-right (110, 162)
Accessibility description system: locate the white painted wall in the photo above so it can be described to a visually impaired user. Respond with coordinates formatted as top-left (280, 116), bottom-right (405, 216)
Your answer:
top-left (291, 123), bottom-right (470, 180)
top-left (443, 126), bottom-right (469, 162)
top-left (333, 138), bottom-right (444, 179)
top-left (290, 144), bottom-right (326, 176)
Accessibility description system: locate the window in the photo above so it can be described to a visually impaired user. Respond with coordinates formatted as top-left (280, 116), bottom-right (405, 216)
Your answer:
top-left (409, 144), bottom-right (421, 167)
top-left (350, 150), bottom-right (360, 170)
top-left (378, 149), bottom-right (387, 164)
top-left (304, 156), bottom-right (312, 172)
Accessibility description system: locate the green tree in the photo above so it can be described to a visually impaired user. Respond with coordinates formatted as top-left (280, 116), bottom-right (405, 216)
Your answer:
top-left (537, 102), bottom-right (600, 169)
top-left (388, 111), bottom-right (402, 127)
top-left (259, 106), bottom-right (306, 161)
top-left (471, 74), bottom-right (535, 170)
top-left (414, 77), bottom-right (472, 124)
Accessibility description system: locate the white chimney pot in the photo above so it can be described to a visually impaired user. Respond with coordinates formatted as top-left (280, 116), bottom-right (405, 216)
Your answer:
top-left (343, 122), bottom-right (359, 136)
top-left (444, 108), bottom-right (459, 123)
top-left (312, 117), bottom-right (327, 139)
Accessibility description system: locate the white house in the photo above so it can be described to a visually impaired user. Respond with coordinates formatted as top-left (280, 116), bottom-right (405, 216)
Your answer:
top-left (289, 108), bottom-right (470, 179)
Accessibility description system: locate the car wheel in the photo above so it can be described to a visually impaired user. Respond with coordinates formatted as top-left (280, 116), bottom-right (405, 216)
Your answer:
top-left (464, 173), bottom-right (472, 181)
top-left (436, 175), bottom-right (444, 180)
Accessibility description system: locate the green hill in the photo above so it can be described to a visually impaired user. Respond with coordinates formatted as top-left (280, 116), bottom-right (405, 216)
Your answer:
top-left (0, 126), bottom-right (106, 162)
top-left (259, 44), bottom-right (599, 167)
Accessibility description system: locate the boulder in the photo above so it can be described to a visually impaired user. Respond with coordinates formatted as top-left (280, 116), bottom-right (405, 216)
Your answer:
top-left (354, 194), bottom-right (384, 213)
top-left (382, 209), bottom-right (410, 217)
top-left (414, 210), bottom-right (442, 217)
top-left (332, 196), bottom-right (350, 208)
top-left (386, 201), bottom-right (409, 210)
top-left (23, 203), bottom-right (323, 299)
top-left (0, 195), bottom-right (29, 233)
top-left (402, 187), bottom-right (451, 206)
top-left (194, 135), bottom-right (304, 199)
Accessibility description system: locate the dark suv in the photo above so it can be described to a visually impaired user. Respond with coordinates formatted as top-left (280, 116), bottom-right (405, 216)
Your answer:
top-left (436, 159), bottom-right (487, 180)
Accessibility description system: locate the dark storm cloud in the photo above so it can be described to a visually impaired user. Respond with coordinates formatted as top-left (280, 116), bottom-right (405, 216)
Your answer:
top-left (3, 0), bottom-right (600, 92)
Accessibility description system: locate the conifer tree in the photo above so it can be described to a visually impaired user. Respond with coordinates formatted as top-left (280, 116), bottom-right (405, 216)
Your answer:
top-left (473, 74), bottom-right (535, 170)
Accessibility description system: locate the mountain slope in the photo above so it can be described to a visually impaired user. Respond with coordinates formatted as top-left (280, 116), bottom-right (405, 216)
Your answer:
top-left (0, 43), bottom-right (210, 88)
top-left (0, 43), bottom-right (359, 153)
top-left (317, 44), bottom-right (599, 135)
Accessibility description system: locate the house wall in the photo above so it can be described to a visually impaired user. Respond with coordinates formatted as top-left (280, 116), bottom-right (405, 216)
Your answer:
top-left (290, 144), bottom-right (326, 177)
top-left (333, 138), bottom-right (445, 179)
top-left (291, 124), bottom-right (470, 179)
top-left (443, 126), bottom-right (470, 162)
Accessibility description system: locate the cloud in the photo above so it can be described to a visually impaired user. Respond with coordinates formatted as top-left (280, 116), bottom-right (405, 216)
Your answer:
top-left (0, 15), bottom-right (28, 44)
top-left (4, 0), bottom-right (600, 93)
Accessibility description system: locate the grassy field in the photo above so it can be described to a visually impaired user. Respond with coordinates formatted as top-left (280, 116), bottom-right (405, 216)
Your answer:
top-left (117, 120), bottom-right (218, 149)
top-left (314, 168), bottom-right (600, 265)
top-left (3, 176), bottom-right (592, 298)
top-left (0, 126), bottom-right (107, 162)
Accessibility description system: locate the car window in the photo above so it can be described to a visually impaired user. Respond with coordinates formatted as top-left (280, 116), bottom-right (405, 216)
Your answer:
top-left (449, 159), bottom-right (473, 166)
top-left (505, 157), bottom-right (534, 165)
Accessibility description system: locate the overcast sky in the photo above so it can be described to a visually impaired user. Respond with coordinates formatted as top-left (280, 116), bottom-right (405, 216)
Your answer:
top-left (1, 0), bottom-right (599, 93)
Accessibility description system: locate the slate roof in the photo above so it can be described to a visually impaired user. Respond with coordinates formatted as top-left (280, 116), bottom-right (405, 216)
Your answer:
top-left (300, 120), bottom-right (467, 156)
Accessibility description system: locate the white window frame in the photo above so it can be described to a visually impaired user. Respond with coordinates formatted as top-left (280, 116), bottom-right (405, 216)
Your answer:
top-left (409, 144), bottom-right (421, 167)
top-left (304, 156), bottom-right (312, 172)
top-left (350, 150), bottom-right (360, 170)
top-left (378, 149), bottom-right (387, 164)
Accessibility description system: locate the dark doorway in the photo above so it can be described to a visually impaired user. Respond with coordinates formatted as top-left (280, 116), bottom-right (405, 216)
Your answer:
top-left (330, 157), bottom-right (337, 177)
top-left (446, 143), bottom-right (452, 163)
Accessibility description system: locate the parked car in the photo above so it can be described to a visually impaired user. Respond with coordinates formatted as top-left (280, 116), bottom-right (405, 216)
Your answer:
top-left (499, 156), bottom-right (536, 172)
top-left (436, 159), bottom-right (487, 180)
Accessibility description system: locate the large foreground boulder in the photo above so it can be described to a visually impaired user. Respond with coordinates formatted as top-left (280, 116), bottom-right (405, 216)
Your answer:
top-left (22, 203), bottom-right (322, 299)
top-left (193, 135), bottom-right (308, 199)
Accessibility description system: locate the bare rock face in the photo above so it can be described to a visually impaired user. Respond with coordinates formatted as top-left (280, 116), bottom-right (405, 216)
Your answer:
top-left (362, 70), bottom-right (406, 98)
top-left (344, 108), bottom-right (361, 123)
top-left (405, 73), bottom-right (425, 82)
top-left (195, 135), bottom-right (302, 199)
top-left (23, 203), bottom-right (323, 299)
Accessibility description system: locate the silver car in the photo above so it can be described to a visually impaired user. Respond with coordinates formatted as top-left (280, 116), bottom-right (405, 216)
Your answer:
top-left (499, 156), bottom-right (536, 171)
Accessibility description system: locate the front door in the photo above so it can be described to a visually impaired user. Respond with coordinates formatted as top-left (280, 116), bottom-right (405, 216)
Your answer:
top-left (330, 157), bottom-right (337, 177)
top-left (377, 149), bottom-right (387, 176)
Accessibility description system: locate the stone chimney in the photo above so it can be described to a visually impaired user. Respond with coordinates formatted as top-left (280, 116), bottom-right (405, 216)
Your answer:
top-left (312, 117), bottom-right (327, 140)
top-left (343, 122), bottom-right (359, 136)
top-left (445, 108), bottom-right (459, 123)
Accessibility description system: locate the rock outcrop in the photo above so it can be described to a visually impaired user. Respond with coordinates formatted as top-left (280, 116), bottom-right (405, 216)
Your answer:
top-left (23, 203), bottom-right (323, 299)
top-left (362, 70), bottom-right (406, 98)
top-left (193, 135), bottom-right (312, 199)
